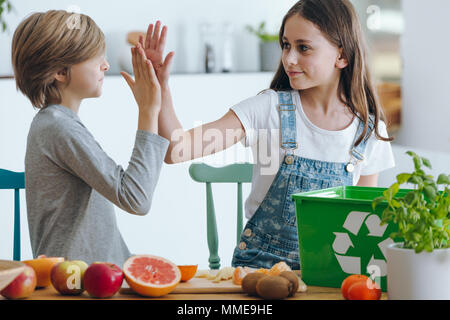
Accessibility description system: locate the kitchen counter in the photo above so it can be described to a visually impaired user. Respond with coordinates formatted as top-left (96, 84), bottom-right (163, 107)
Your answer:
top-left (0, 285), bottom-right (387, 300)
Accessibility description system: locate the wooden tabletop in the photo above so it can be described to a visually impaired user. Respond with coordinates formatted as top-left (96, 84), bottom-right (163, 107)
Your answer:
top-left (0, 285), bottom-right (387, 300)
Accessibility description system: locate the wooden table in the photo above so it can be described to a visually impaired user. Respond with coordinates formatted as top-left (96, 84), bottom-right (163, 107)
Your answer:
top-left (1, 286), bottom-right (390, 318)
top-left (0, 285), bottom-right (387, 300)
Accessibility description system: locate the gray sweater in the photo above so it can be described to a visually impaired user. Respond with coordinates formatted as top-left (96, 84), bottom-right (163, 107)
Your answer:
top-left (25, 105), bottom-right (169, 266)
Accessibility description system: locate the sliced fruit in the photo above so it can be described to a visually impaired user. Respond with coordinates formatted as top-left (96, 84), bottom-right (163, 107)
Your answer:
top-left (269, 261), bottom-right (292, 276)
top-left (1, 265), bottom-right (37, 299)
top-left (255, 268), bottom-right (271, 275)
top-left (232, 266), bottom-right (247, 285)
top-left (22, 256), bottom-right (65, 288)
top-left (123, 255), bottom-right (181, 297)
top-left (178, 265), bottom-right (198, 282)
top-left (232, 266), bottom-right (256, 285)
top-left (195, 270), bottom-right (210, 278)
top-left (210, 267), bottom-right (235, 283)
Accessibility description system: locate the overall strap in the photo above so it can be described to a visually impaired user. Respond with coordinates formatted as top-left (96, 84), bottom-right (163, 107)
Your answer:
top-left (346, 115), bottom-right (375, 172)
top-left (277, 91), bottom-right (298, 153)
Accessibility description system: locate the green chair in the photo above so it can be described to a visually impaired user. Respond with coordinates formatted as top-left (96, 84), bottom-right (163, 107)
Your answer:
top-left (189, 163), bottom-right (253, 270)
top-left (0, 169), bottom-right (25, 261)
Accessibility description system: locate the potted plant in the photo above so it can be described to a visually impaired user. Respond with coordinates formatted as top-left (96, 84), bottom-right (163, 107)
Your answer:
top-left (246, 22), bottom-right (280, 72)
top-left (0, 0), bottom-right (12, 32)
top-left (372, 151), bottom-right (450, 300)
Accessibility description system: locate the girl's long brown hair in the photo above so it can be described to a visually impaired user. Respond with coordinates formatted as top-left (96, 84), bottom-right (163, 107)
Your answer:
top-left (270, 0), bottom-right (393, 146)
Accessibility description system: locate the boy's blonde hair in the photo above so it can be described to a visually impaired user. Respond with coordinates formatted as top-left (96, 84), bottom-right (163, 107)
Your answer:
top-left (11, 10), bottom-right (105, 109)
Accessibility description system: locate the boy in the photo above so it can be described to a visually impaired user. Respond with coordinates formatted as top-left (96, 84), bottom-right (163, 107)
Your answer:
top-left (11, 10), bottom-right (167, 266)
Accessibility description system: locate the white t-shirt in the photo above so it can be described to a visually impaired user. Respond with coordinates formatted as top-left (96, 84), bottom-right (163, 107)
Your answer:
top-left (230, 89), bottom-right (395, 219)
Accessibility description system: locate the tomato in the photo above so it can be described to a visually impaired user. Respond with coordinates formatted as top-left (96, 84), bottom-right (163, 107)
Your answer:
top-left (341, 274), bottom-right (369, 300)
top-left (347, 279), bottom-right (382, 300)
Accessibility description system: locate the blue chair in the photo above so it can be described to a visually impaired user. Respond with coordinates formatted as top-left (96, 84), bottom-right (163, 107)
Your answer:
top-left (0, 169), bottom-right (25, 261)
top-left (189, 163), bottom-right (253, 269)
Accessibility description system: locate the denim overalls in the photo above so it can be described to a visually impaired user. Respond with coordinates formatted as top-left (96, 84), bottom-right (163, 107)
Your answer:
top-left (231, 91), bottom-right (373, 270)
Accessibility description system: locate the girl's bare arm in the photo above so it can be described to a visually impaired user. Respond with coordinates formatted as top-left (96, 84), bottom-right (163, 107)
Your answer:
top-left (159, 86), bottom-right (245, 163)
top-left (356, 173), bottom-right (378, 187)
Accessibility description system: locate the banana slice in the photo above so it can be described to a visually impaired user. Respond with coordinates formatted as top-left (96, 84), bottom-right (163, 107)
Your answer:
top-left (195, 267), bottom-right (236, 282)
top-left (211, 267), bottom-right (235, 283)
top-left (195, 269), bottom-right (211, 278)
top-left (298, 277), bottom-right (308, 292)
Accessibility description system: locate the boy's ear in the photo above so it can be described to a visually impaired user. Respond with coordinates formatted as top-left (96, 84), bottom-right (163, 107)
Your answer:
top-left (336, 47), bottom-right (349, 69)
top-left (54, 68), bottom-right (68, 83)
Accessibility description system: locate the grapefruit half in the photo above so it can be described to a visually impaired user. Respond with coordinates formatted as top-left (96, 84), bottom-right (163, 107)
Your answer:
top-left (123, 255), bottom-right (181, 297)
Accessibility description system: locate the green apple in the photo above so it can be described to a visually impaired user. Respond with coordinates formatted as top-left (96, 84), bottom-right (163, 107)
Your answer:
top-left (50, 260), bottom-right (88, 295)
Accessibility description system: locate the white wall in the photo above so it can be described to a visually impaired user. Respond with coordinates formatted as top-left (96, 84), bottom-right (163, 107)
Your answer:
top-left (0, 73), bottom-right (272, 268)
top-left (396, 0), bottom-right (450, 152)
top-left (0, 0), bottom-right (296, 75)
top-left (378, 144), bottom-right (450, 190)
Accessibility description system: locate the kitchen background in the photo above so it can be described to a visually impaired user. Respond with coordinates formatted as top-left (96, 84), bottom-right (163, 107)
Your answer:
top-left (1, 0), bottom-right (449, 268)
top-left (0, 0), bottom-right (403, 78)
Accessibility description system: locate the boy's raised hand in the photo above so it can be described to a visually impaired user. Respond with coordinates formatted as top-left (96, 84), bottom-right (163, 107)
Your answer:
top-left (121, 43), bottom-right (161, 115)
top-left (141, 20), bottom-right (175, 86)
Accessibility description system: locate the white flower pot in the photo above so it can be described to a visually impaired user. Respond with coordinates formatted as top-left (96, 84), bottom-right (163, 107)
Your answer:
top-left (386, 243), bottom-right (450, 300)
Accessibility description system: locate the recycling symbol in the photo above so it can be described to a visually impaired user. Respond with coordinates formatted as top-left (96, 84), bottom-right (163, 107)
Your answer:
top-left (332, 211), bottom-right (394, 276)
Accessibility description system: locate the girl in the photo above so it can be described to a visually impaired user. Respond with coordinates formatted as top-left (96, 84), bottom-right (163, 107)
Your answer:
top-left (144, 0), bottom-right (395, 269)
top-left (12, 10), bottom-right (168, 266)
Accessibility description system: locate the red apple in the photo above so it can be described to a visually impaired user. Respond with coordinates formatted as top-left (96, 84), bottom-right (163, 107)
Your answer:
top-left (83, 262), bottom-right (124, 298)
top-left (1, 265), bottom-right (37, 299)
top-left (50, 260), bottom-right (88, 295)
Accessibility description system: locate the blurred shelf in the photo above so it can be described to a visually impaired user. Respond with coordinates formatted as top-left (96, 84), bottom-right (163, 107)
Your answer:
top-left (1, 72), bottom-right (275, 80)
top-left (377, 82), bottom-right (402, 132)
top-left (111, 71), bottom-right (275, 77)
top-left (387, 124), bottom-right (401, 137)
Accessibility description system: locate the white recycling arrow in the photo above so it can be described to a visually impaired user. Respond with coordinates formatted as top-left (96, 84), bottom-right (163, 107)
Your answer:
top-left (343, 211), bottom-right (371, 235)
top-left (365, 214), bottom-right (388, 237)
top-left (377, 237), bottom-right (394, 258)
top-left (332, 232), bottom-right (354, 254)
top-left (334, 212), bottom-right (392, 277)
top-left (335, 254), bottom-right (361, 274)
top-left (367, 255), bottom-right (387, 276)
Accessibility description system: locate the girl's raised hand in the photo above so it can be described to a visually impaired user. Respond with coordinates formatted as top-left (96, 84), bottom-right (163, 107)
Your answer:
top-left (141, 20), bottom-right (175, 86)
top-left (121, 43), bottom-right (161, 115)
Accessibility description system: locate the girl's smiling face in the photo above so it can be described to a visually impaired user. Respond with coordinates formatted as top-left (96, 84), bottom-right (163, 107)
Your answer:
top-left (281, 14), bottom-right (347, 90)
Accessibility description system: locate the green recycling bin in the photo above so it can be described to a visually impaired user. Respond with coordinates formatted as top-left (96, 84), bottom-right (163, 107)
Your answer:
top-left (292, 186), bottom-right (407, 292)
